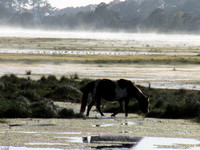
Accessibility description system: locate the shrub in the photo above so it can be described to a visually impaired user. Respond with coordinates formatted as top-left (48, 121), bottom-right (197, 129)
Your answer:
top-left (58, 108), bottom-right (84, 118)
top-left (26, 70), bottom-right (32, 75)
top-left (60, 76), bottom-right (71, 83)
top-left (70, 73), bottom-right (79, 79)
top-left (20, 89), bottom-right (40, 102)
top-left (4, 96), bottom-right (30, 118)
top-left (30, 100), bottom-right (57, 118)
top-left (45, 84), bottom-right (81, 102)
top-left (47, 75), bottom-right (57, 82)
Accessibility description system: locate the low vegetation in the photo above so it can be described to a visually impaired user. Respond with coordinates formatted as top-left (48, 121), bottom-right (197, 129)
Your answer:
top-left (0, 74), bottom-right (199, 121)
top-left (0, 74), bottom-right (86, 118)
top-left (1, 53), bottom-right (200, 65)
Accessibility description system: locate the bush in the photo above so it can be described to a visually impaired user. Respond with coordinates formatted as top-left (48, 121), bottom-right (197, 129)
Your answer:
top-left (58, 108), bottom-right (83, 118)
top-left (70, 73), bottom-right (79, 80)
top-left (4, 96), bottom-right (30, 118)
top-left (20, 89), bottom-right (40, 102)
top-left (0, 75), bottom-right (83, 118)
top-left (45, 84), bottom-right (81, 102)
top-left (30, 100), bottom-right (57, 118)
top-left (47, 75), bottom-right (58, 83)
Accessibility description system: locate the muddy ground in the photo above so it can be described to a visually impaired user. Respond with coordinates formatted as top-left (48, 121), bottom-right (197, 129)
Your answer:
top-left (0, 102), bottom-right (199, 149)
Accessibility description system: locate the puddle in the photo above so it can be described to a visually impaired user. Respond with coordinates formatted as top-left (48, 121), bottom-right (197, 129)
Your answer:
top-left (133, 137), bottom-right (200, 150)
top-left (92, 123), bottom-right (115, 127)
top-left (9, 131), bottom-right (82, 135)
top-left (9, 131), bottom-right (38, 134)
top-left (65, 135), bottom-right (200, 150)
top-left (1, 135), bottom-right (200, 150)
top-left (92, 121), bottom-right (137, 128)
top-left (26, 142), bottom-right (69, 146)
top-left (65, 135), bottom-right (141, 149)
top-left (9, 123), bottom-right (57, 128)
top-left (0, 146), bottom-right (64, 150)
top-left (39, 131), bottom-right (82, 135)
top-left (65, 137), bottom-right (84, 143)
top-left (83, 135), bottom-right (141, 149)
top-left (119, 131), bottom-right (133, 134)
top-left (120, 121), bottom-right (137, 126)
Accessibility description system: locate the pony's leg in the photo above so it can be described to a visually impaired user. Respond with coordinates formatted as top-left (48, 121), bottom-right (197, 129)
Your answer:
top-left (111, 100), bottom-right (123, 117)
top-left (96, 98), bottom-right (104, 116)
top-left (86, 100), bottom-right (95, 116)
top-left (125, 98), bottom-right (130, 117)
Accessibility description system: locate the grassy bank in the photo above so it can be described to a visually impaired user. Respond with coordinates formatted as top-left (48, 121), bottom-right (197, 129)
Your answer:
top-left (0, 74), bottom-right (199, 122)
top-left (1, 53), bottom-right (200, 65)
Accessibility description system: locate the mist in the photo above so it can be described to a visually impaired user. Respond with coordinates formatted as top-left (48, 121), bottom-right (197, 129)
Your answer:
top-left (1, 27), bottom-right (200, 47)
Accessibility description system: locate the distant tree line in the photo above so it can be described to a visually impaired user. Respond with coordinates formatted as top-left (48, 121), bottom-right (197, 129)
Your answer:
top-left (0, 0), bottom-right (56, 26)
top-left (1, 0), bottom-right (200, 33)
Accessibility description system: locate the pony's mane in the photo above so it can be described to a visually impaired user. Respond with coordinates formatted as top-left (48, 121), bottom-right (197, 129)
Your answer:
top-left (132, 84), bottom-right (146, 100)
top-left (133, 84), bottom-right (143, 94)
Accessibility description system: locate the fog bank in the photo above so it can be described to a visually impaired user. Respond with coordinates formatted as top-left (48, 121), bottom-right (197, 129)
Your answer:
top-left (1, 27), bottom-right (200, 47)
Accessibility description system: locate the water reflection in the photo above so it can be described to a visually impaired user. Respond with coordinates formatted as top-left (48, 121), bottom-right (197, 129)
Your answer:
top-left (82, 135), bottom-right (141, 149)
top-left (1, 136), bottom-right (200, 150)
top-left (67, 135), bottom-right (200, 150)
top-left (133, 137), bottom-right (200, 150)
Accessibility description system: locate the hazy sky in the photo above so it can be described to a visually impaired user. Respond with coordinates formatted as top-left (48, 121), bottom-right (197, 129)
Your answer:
top-left (48, 0), bottom-right (115, 9)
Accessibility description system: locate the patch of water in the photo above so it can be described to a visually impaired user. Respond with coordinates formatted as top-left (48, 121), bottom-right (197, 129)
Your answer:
top-left (9, 130), bottom-right (82, 135)
top-left (92, 123), bottom-right (115, 127)
top-left (92, 121), bottom-right (137, 128)
top-left (65, 137), bottom-right (84, 143)
top-left (25, 142), bottom-right (69, 146)
top-left (0, 146), bottom-right (64, 150)
top-left (120, 121), bottom-right (137, 126)
top-left (9, 131), bottom-right (38, 134)
top-left (65, 135), bottom-right (200, 150)
top-left (83, 135), bottom-right (140, 149)
top-left (133, 137), bottom-right (200, 150)
top-left (9, 123), bottom-right (57, 127)
top-left (2, 135), bottom-right (199, 150)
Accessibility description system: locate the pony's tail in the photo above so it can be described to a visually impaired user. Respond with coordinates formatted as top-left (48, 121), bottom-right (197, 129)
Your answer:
top-left (80, 81), bottom-right (95, 114)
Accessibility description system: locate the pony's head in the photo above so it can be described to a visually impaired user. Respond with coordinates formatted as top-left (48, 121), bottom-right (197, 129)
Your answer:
top-left (139, 97), bottom-right (150, 114)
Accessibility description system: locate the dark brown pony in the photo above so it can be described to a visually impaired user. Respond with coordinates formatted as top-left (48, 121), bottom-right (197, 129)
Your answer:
top-left (80, 79), bottom-right (150, 117)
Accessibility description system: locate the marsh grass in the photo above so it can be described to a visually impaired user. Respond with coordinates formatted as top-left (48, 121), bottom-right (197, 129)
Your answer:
top-left (1, 53), bottom-right (200, 65)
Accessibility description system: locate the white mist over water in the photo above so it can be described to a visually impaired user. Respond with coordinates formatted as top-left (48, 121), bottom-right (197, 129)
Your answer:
top-left (1, 27), bottom-right (200, 46)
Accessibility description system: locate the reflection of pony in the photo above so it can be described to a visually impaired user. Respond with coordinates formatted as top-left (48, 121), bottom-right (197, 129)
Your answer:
top-left (80, 79), bottom-right (150, 117)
